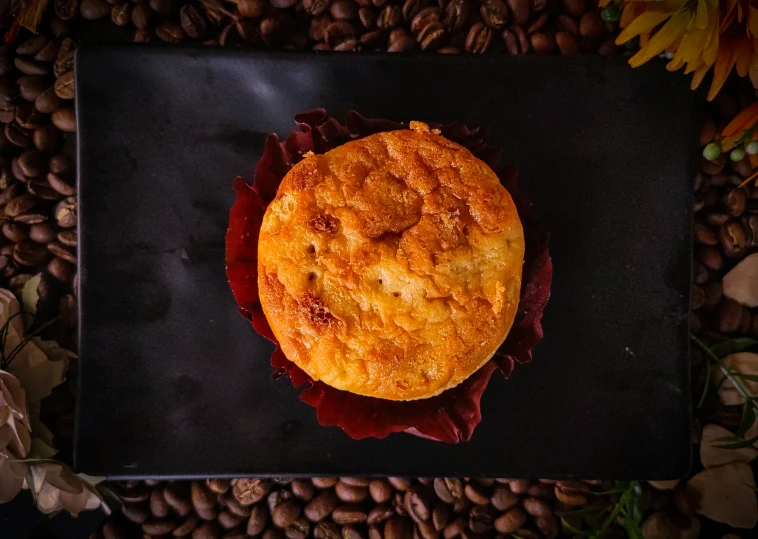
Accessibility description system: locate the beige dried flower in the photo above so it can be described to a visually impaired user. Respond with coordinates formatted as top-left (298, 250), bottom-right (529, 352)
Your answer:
top-left (716, 352), bottom-right (758, 406)
top-left (29, 461), bottom-right (105, 516)
top-left (0, 449), bottom-right (28, 503)
top-left (0, 369), bottom-right (31, 458)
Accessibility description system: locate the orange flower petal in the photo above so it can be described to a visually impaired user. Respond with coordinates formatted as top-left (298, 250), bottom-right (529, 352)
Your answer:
top-left (616, 10), bottom-right (673, 46)
top-left (691, 62), bottom-right (711, 90)
top-left (629, 13), bottom-right (690, 67)
top-left (735, 37), bottom-right (753, 76)
top-left (723, 100), bottom-right (758, 137)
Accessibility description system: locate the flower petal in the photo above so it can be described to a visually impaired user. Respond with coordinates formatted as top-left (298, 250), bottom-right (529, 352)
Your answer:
top-left (723, 101), bottom-right (758, 137)
top-left (616, 10), bottom-right (673, 45)
top-left (629, 13), bottom-right (691, 67)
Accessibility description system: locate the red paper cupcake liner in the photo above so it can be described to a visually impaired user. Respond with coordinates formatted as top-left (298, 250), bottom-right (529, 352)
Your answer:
top-left (225, 110), bottom-right (552, 443)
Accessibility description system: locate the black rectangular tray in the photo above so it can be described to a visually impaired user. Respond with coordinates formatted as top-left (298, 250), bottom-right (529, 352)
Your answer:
top-left (75, 45), bottom-right (695, 479)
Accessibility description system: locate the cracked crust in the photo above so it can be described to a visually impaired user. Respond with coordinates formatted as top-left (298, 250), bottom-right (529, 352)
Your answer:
top-left (257, 125), bottom-right (525, 401)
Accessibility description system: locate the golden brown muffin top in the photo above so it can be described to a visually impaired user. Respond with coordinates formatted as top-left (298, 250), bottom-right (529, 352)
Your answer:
top-left (257, 123), bottom-right (525, 401)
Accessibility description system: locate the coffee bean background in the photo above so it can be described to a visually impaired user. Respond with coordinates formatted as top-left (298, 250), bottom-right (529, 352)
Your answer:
top-left (0, 0), bottom-right (752, 538)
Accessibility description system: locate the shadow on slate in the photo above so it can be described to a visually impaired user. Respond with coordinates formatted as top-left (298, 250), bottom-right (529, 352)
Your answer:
top-left (74, 45), bottom-right (696, 479)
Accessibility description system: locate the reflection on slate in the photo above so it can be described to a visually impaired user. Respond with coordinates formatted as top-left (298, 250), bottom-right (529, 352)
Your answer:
top-left (75, 46), bottom-right (695, 479)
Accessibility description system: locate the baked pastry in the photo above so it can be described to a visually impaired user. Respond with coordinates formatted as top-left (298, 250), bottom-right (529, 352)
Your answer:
top-left (257, 122), bottom-right (525, 401)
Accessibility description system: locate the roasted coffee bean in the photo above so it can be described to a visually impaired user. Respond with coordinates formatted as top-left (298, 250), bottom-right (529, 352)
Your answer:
top-left (699, 246), bottom-right (722, 270)
top-left (16, 104), bottom-right (44, 130)
top-left (193, 521), bottom-right (221, 539)
top-left (150, 488), bottom-right (170, 518)
top-left (25, 179), bottom-right (58, 203)
top-left (314, 521), bottom-right (341, 539)
top-left (443, 0), bottom-right (470, 32)
top-left (553, 480), bottom-right (589, 506)
top-left (433, 479), bottom-right (462, 504)
top-left (289, 480), bottom-right (314, 501)
top-left (720, 221), bottom-right (747, 255)
top-left (718, 298), bottom-right (744, 333)
top-left (388, 478), bottom-right (412, 491)
top-left (463, 484), bottom-right (489, 505)
top-left (15, 58), bottom-right (48, 76)
top-left (48, 257), bottom-right (75, 285)
top-left (157, 21), bottom-right (185, 43)
top-left (579, 11), bottom-right (604, 38)
top-left (239, 0), bottom-right (266, 17)
top-left (0, 78), bottom-right (18, 104)
top-left (218, 510), bottom-right (246, 530)
top-left (385, 517), bottom-right (413, 539)
top-left (388, 30), bottom-right (416, 51)
top-left (14, 240), bottom-right (51, 266)
top-left (332, 504), bottom-right (367, 525)
top-left (367, 504), bottom-right (394, 526)
top-left (233, 479), bottom-right (267, 506)
top-left (122, 503), bottom-right (150, 524)
top-left (503, 26), bottom-right (529, 54)
top-left (34, 43), bottom-right (59, 65)
top-left (480, 0), bottom-right (508, 29)
top-left (0, 183), bottom-right (22, 205)
top-left (16, 36), bottom-right (47, 57)
top-left (18, 76), bottom-right (47, 102)
top-left (225, 494), bottom-right (252, 517)
top-left (0, 105), bottom-right (16, 123)
top-left (30, 223), bottom-right (57, 244)
top-left (18, 150), bottom-right (47, 178)
top-left (192, 481), bottom-right (217, 513)
top-left (706, 212), bottom-right (729, 226)
top-left (207, 479), bottom-right (231, 494)
top-left (534, 516), bottom-right (559, 539)
top-left (466, 22), bottom-right (492, 53)
top-left (150, 0), bottom-right (177, 13)
top-left (111, 3), bottom-right (132, 25)
top-left (369, 480), bottom-right (392, 504)
top-left (11, 157), bottom-right (25, 181)
top-left (556, 31), bottom-right (578, 54)
top-left (132, 4), bottom-right (153, 29)
top-left (81, 0), bottom-right (112, 19)
top-left (522, 497), bottom-right (551, 517)
top-left (272, 500), bottom-right (301, 528)
top-left (172, 514), bottom-right (201, 537)
top-left (358, 6), bottom-right (376, 27)
top-left (0, 48), bottom-right (12, 78)
top-left (312, 478), bottom-right (339, 489)
top-left (432, 505), bottom-right (449, 531)
top-left (528, 11), bottom-right (548, 33)
top-left (330, 0), bottom-right (358, 19)
top-left (54, 50), bottom-right (75, 79)
top-left (246, 503), bottom-right (269, 536)
top-left (726, 187), bottom-right (748, 216)
top-left (52, 108), bottom-right (76, 132)
top-left (325, 21), bottom-right (357, 48)
top-left (196, 504), bottom-right (217, 521)
top-left (416, 20), bottom-right (445, 50)
top-left (6, 194), bottom-right (37, 217)
top-left (180, 4), bottom-right (209, 39)
top-left (342, 524), bottom-right (365, 539)
top-left (53, 196), bottom-right (76, 228)
top-left (563, 0), bottom-right (586, 16)
top-left (268, 490), bottom-right (294, 512)
top-left (49, 156), bottom-right (72, 177)
top-left (557, 14), bottom-right (578, 35)
top-left (530, 32), bottom-right (555, 53)
top-left (490, 486), bottom-right (519, 511)
top-left (404, 489), bottom-right (431, 523)
top-left (469, 505), bottom-right (496, 533)
top-left (56, 0), bottom-right (79, 19)
top-left (33, 125), bottom-right (62, 153)
top-left (3, 222), bottom-right (28, 243)
top-left (673, 484), bottom-right (700, 517)
top-left (410, 6), bottom-right (438, 33)
top-left (284, 516), bottom-right (310, 539)
top-left (414, 521), bottom-right (437, 539)
top-left (14, 210), bottom-right (47, 224)
top-left (304, 489), bottom-right (338, 522)
top-left (494, 507), bottom-right (526, 534)
top-left (402, 0), bottom-right (429, 20)
top-left (378, 5), bottom-right (402, 29)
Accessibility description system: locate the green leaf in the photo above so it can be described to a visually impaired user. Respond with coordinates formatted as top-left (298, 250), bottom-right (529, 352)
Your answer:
top-left (556, 507), bottom-right (608, 518)
top-left (560, 518), bottom-right (590, 536)
top-left (710, 338), bottom-right (758, 358)
top-left (713, 433), bottom-right (758, 449)
top-left (697, 361), bottom-right (711, 408)
top-left (737, 401), bottom-right (757, 438)
top-left (729, 371), bottom-right (758, 382)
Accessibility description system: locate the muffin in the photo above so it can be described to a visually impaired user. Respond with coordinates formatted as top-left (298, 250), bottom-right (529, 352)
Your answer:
top-left (257, 122), bottom-right (525, 401)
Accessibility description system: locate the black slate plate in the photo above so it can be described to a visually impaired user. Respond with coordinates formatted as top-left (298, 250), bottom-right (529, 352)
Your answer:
top-left (74, 45), bottom-right (695, 479)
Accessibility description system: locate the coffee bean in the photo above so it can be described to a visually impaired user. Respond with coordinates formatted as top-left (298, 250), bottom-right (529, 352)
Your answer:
top-left (11, 157), bottom-right (25, 181)
top-left (368, 480), bottom-right (392, 504)
top-left (6, 194), bottom-right (37, 217)
top-left (81, 0), bottom-right (112, 18)
top-left (3, 222), bottom-right (28, 242)
top-left (366, 504), bottom-right (394, 526)
top-left (720, 221), bottom-right (746, 255)
top-left (193, 521), bottom-right (221, 539)
top-left (333, 504), bottom-right (367, 525)
top-left (272, 500), bottom-right (301, 528)
top-left (0, 183), bottom-right (22, 205)
top-left (30, 223), bottom-right (57, 244)
top-left (490, 487), bottom-right (519, 511)
top-left (469, 505), bottom-right (496, 533)
top-left (233, 479), bottom-right (267, 506)
top-left (17, 37), bottom-right (47, 59)
top-left (596, 34), bottom-right (616, 54)
top-left (218, 510), bottom-right (245, 530)
top-left (502, 480), bottom-right (530, 494)
top-left (0, 48), bottom-right (12, 78)
top-left (331, 0), bottom-right (358, 20)
top-left (466, 22), bottom-right (492, 53)
top-left (111, 3), bottom-right (132, 25)
top-left (525, 482), bottom-right (552, 501)
top-left (387, 30), bottom-right (415, 51)
top-left (378, 5), bottom-right (402, 29)
top-left (503, 26), bottom-right (529, 54)
top-left (443, 0), bottom-right (470, 32)
top-left (494, 507), bottom-right (526, 534)
top-left (0, 78), bottom-right (19, 105)
top-left (54, 196), bottom-right (76, 229)
top-left (562, 0), bottom-right (586, 16)
top-left (528, 11), bottom-right (548, 33)
top-left (726, 187), bottom-right (748, 216)
top-left (402, 0), bottom-right (428, 20)
top-left (149, 0), bottom-right (176, 13)
top-left (150, 488), bottom-right (170, 518)
top-left (417, 20), bottom-right (445, 50)
top-left (172, 514), bottom-right (201, 537)
top-left (556, 31), bottom-right (578, 54)
top-left (157, 21), bottom-right (186, 43)
top-left (717, 298), bottom-right (743, 332)
top-left (52, 108), bottom-right (76, 132)
top-left (15, 57), bottom-right (48, 76)
top-left (0, 105), bottom-right (16, 123)
top-left (304, 489), bottom-right (338, 522)
top-left (385, 516), bottom-right (412, 539)
top-left (239, 0), bottom-right (266, 17)
top-left (463, 484), bottom-right (489, 505)
top-left (404, 489), bottom-right (431, 523)
top-left (54, 50), bottom-right (75, 79)
top-left (14, 240), bottom-right (51, 266)
top-left (314, 521), bottom-right (341, 539)
top-left (55, 0), bottom-right (79, 19)
top-left (706, 212), bottom-right (729, 226)
top-left (122, 503), bottom-right (150, 524)
top-left (556, 14), bottom-right (578, 35)
top-left (288, 480), bottom-right (313, 502)
top-left (579, 11), bottom-right (604, 38)
top-left (480, 0), bottom-right (508, 29)
top-left (731, 155), bottom-right (753, 177)
top-left (270, 0), bottom-right (298, 7)
top-left (530, 32), bottom-right (555, 53)
top-left (27, 179), bottom-right (59, 201)
top-left (388, 478), bottom-right (412, 492)
top-left (47, 241), bottom-right (75, 264)
top-left (535, 516), bottom-right (559, 539)
top-left (433, 479), bottom-right (462, 504)
top-left (132, 4), bottom-right (153, 29)
top-left (19, 150), bottom-right (46, 177)
top-left (14, 210), bottom-right (47, 224)
top-left (49, 155), bottom-right (72, 176)
top-left (522, 497), bottom-right (551, 517)
top-left (431, 505), bottom-right (450, 531)
top-left (190, 481), bottom-right (216, 514)
top-left (33, 125), bottom-right (62, 153)
top-left (16, 104), bottom-right (43, 131)
top-left (284, 516), bottom-right (310, 539)
top-left (325, 20), bottom-right (357, 48)
top-left (35, 42), bottom-right (60, 63)
top-left (206, 480), bottom-right (231, 494)
top-left (17, 76), bottom-right (46, 102)
top-left (180, 4), bottom-right (209, 39)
